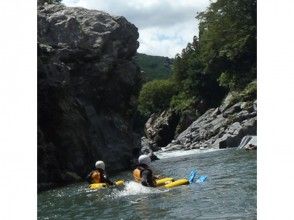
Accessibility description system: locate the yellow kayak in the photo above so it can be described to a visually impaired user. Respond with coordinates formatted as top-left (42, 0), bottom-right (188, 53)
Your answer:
top-left (89, 180), bottom-right (125, 190)
top-left (89, 177), bottom-right (193, 190)
top-left (155, 177), bottom-right (174, 187)
top-left (155, 177), bottom-right (189, 188)
top-left (164, 178), bottom-right (189, 189)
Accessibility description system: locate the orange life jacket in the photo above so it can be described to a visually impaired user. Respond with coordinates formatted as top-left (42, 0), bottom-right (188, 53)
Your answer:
top-left (133, 168), bottom-right (142, 182)
top-left (133, 166), bottom-right (153, 183)
top-left (89, 169), bottom-right (104, 183)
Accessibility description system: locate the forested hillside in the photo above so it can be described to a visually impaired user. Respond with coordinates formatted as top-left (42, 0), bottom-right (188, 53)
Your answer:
top-left (134, 53), bottom-right (173, 81)
top-left (138, 0), bottom-right (257, 117)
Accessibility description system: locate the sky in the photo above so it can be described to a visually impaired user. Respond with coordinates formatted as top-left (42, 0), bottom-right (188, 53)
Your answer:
top-left (63, 0), bottom-right (210, 58)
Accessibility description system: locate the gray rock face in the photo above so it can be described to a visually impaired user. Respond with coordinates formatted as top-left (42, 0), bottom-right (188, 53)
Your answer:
top-left (144, 109), bottom-right (180, 150)
top-left (163, 95), bottom-right (257, 151)
top-left (237, 135), bottom-right (257, 149)
top-left (38, 4), bottom-right (141, 190)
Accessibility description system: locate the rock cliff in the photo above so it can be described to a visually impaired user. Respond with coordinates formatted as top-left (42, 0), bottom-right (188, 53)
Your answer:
top-left (144, 109), bottom-right (180, 150)
top-left (162, 97), bottom-right (257, 151)
top-left (142, 94), bottom-right (257, 152)
top-left (38, 3), bottom-right (141, 190)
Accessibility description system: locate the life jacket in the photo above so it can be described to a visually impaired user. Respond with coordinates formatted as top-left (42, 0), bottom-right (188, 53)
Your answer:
top-left (89, 169), bottom-right (105, 184)
top-left (132, 165), bottom-right (152, 183)
top-left (133, 168), bottom-right (142, 182)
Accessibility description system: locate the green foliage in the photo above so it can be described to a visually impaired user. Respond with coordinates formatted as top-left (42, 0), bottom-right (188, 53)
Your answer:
top-left (170, 92), bottom-right (195, 112)
top-left (138, 80), bottom-right (177, 116)
top-left (136, 0), bottom-right (256, 118)
top-left (218, 71), bottom-right (237, 90)
top-left (134, 53), bottom-right (173, 81)
top-left (229, 80), bottom-right (257, 106)
top-left (197, 0), bottom-right (256, 90)
top-left (170, 36), bottom-right (227, 113)
top-left (167, 0), bottom-right (256, 113)
top-left (240, 80), bottom-right (257, 101)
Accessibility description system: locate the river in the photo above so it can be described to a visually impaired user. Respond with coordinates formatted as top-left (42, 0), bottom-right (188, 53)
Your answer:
top-left (38, 148), bottom-right (256, 219)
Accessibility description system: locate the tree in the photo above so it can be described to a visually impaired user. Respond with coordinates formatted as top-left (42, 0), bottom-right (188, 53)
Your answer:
top-left (138, 80), bottom-right (177, 116)
top-left (137, 0), bottom-right (257, 117)
top-left (197, 0), bottom-right (257, 90)
top-left (171, 36), bottom-right (226, 113)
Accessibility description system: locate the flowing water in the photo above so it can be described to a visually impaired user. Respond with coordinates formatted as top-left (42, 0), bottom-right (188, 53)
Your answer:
top-left (38, 148), bottom-right (257, 219)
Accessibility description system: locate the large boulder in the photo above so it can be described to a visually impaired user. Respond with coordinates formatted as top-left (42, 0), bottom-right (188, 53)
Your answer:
top-left (38, 3), bottom-right (141, 190)
top-left (144, 109), bottom-right (180, 150)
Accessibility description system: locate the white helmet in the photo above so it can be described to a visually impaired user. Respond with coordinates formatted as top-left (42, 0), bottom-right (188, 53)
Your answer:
top-left (95, 160), bottom-right (105, 170)
top-left (138, 155), bottom-right (151, 166)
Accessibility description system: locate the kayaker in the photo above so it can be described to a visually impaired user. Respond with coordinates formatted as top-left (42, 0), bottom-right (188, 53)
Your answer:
top-left (86, 160), bottom-right (114, 186)
top-left (133, 155), bottom-right (157, 187)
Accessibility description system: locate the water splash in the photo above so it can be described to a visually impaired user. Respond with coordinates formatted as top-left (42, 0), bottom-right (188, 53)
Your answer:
top-left (155, 148), bottom-right (221, 159)
top-left (110, 181), bottom-right (166, 198)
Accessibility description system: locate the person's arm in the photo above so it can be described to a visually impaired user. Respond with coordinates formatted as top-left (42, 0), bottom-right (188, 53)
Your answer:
top-left (103, 173), bottom-right (114, 186)
top-left (86, 172), bottom-right (93, 184)
top-left (141, 169), bottom-right (156, 187)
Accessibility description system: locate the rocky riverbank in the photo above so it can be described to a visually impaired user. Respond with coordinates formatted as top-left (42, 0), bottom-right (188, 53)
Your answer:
top-left (142, 94), bottom-right (257, 152)
top-left (38, 3), bottom-right (141, 191)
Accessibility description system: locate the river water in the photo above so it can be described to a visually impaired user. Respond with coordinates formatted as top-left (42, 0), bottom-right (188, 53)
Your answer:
top-left (38, 148), bottom-right (256, 219)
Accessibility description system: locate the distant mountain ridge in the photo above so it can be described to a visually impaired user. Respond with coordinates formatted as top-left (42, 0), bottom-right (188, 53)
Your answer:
top-left (134, 53), bottom-right (173, 81)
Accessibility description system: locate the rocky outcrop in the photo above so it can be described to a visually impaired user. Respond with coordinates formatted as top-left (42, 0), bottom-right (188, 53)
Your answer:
top-left (130, 136), bottom-right (159, 166)
top-left (161, 96), bottom-right (257, 151)
top-left (38, 3), bottom-right (141, 190)
top-left (237, 135), bottom-right (257, 150)
top-left (141, 109), bottom-right (197, 153)
top-left (139, 137), bottom-right (159, 160)
top-left (144, 109), bottom-right (180, 150)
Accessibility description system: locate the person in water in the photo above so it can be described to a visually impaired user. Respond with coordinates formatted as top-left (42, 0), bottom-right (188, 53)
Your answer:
top-left (86, 160), bottom-right (114, 186)
top-left (133, 155), bottom-right (158, 187)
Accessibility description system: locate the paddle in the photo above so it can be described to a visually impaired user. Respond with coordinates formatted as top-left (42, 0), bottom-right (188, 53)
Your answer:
top-left (188, 170), bottom-right (197, 183)
top-left (196, 175), bottom-right (207, 183)
top-left (188, 170), bottom-right (207, 184)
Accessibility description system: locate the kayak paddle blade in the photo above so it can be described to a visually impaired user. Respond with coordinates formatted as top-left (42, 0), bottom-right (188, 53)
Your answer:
top-left (188, 170), bottom-right (197, 183)
top-left (196, 176), bottom-right (207, 183)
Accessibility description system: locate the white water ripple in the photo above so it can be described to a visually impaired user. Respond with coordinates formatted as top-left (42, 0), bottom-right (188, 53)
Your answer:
top-left (154, 148), bottom-right (222, 159)
top-left (110, 181), bottom-right (167, 198)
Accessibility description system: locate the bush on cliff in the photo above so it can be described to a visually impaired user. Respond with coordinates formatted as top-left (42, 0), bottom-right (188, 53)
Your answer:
top-left (170, 92), bottom-right (195, 112)
top-left (230, 80), bottom-right (257, 105)
top-left (138, 79), bottom-right (177, 116)
top-left (241, 80), bottom-right (257, 101)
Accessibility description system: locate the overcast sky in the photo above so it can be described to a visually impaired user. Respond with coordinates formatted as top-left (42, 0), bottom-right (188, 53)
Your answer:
top-left (63, 0), bottom-right (210, 58)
